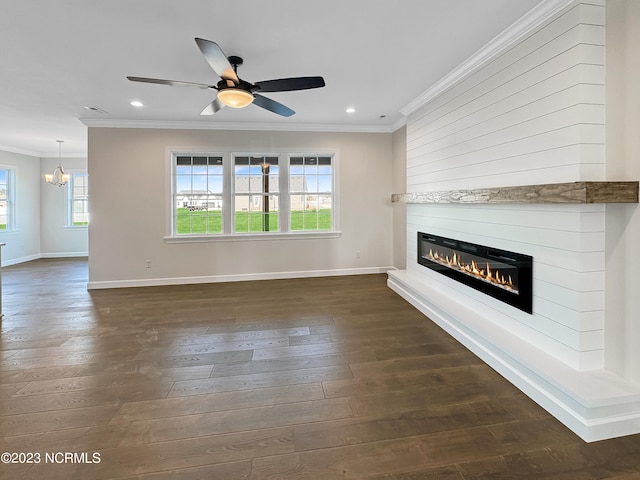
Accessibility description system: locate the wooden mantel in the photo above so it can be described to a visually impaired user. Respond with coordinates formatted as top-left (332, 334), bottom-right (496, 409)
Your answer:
top-left (392, 181), bottom-right (639, 205)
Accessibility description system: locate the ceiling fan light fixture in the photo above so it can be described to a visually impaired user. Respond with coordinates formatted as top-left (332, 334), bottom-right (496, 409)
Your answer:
top-left (217, 88), bottom-right (253, 108)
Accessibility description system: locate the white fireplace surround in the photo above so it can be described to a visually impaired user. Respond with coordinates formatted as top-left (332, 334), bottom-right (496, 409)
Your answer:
top-left (389, 0), bottom-right (640, 442)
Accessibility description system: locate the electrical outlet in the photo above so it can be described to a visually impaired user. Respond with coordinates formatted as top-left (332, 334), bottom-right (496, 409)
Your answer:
top-left (145, 260), bottom-right (152, 269)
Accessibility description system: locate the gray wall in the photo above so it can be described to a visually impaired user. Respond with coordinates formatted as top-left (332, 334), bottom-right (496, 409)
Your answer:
top-left (0, 150), bottom-right (41, 264)
top-left (87, 128), bottom-right (394, 287)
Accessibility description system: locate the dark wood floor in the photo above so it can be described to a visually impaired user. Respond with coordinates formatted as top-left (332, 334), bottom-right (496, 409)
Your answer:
top-left (1, 259), bottom-right (640, 479)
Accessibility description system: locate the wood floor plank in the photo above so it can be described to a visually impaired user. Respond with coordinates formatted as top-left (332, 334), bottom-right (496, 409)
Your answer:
top-left (134, 336), bottom-right (289, 359)
top-left (293, 399), bottom-right (515, 452)
top-left (12, 366), bottom-right (210, 397)
top-left (250, 436), bottom-right (436, 479)
top-left (348, 351), bottom-right (484, 378)
top-left (115, 460), bottom-right (253, 480)
top-left (211, 352), bottom-right (355, 377)
top-left (1, 384), bottom-right (173, 416)
top-left (251, 426), bottom-right (510, 479)
top-left (167, 365), bottom-right (354, 397)
top-left (322, 364), bottom-right (498, 399)
top-left (0, 404), bottom-right (122, 436)
top-left (170, 326), bottom-right (310, 345)
top-left (0, 423), bottom-right (131, 452)
top-left (345, 381), bottom-right (509, 417)
top-left (118, 397), bottom-right (353, 446)
top-left (0, 364), bottom-right (87, 385)
top-left (109, 383), bottom-right (326, 424)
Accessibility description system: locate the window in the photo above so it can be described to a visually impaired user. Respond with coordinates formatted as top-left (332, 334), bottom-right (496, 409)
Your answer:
top-left (175, 155), bottom-right (224, 235)
top-left (289, 155), bottom-right (333, 231)
top-left (234, 155), bottom-right (279, 233)
top-left (0, 168), bottom-right (14, 231)
top-left (68, 172), bottom-right (89, 226)
top-left (170, 151), bottom-right (336, 239)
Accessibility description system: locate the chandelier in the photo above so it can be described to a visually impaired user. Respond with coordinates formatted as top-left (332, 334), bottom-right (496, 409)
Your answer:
top-left (45, 140), bottom-right (69, 187)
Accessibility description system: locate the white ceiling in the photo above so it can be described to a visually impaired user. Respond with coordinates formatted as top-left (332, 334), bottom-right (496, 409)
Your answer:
top-left (0, 0), bottom-right (541, 157)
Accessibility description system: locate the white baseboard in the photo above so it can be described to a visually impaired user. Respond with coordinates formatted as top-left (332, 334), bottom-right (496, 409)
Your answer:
top-left (40, 252), bottom-right (88, 259)
top-left (87, 266), bottom-right (395, 290)
top-left (1, 252), bottom-right (88, 267)
top-left (1, 253), bottom-right (41, 267)
top-left (387, 269), bottom-right (640, 442)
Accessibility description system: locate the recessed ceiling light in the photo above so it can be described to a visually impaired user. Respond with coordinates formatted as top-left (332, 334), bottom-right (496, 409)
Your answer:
top-left (130, 100), bottom-right (144, 107)
top-left (345, 107), bottom-right (356, 113)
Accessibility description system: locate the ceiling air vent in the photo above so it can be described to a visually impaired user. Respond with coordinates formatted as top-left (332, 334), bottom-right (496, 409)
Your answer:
top-left (83, 106), bottom-right (108, 114)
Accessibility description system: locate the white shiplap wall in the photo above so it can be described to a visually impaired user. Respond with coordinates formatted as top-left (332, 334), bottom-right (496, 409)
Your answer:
top-left (405, 2), bottom-right (605, 370)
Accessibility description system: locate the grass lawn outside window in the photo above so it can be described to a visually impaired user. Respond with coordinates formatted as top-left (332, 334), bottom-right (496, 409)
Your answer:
top-left (176, 208), bottom-right (331, 234)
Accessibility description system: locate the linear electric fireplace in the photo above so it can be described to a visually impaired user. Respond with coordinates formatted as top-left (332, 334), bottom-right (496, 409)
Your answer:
top-left (418, 232), bottom-right (533, 314)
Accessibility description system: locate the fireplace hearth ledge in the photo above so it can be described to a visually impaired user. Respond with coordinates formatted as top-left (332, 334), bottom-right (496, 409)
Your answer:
top-left (392, 181), bottom-right (639, 204)
top-left (387, 269), bottom-right (640, 442)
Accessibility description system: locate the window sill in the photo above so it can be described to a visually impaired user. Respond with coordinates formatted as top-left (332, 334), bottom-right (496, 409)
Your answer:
top-left (164, 231), bottom-right (342, 244)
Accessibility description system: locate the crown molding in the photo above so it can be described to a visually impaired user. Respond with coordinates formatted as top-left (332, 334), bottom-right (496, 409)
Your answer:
top-left (40, 152), bottom-right (87, 159)
top-left (0, 144), bottom-right (87, 158)
top-left (79, 118), bottom-right (397, 134)
top-left (400, 0), bottom-right (575, 117)
top-left (0, 144), bottom-right (43, 158)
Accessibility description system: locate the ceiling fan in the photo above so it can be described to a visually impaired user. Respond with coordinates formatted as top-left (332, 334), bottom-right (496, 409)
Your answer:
top-left (127, 38), bottom-right (325, 117)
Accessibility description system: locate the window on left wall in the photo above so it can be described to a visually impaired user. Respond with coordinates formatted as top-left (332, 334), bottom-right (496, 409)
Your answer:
top-left (68, 172), bottom-right (89, 226)
top-left (0, 168), bottom-right (15, 231)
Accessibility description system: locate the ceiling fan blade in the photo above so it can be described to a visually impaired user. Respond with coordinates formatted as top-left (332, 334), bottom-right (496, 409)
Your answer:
top-left (194, 38), bottom-right (239, 84)
top-left (127, 76), bottom-right (213, 89)
top-left (200, 98), bottom-right (225, 116)
top-left (254, 76), bottom-right (325, 92)
top-left (252, 94), bottom-right (295, 117)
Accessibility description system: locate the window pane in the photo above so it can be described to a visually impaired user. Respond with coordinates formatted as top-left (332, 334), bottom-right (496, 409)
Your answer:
top-left (208, 175), bottom-right (223, 193)
top-left (234, 194), bottom-right (279, 233)
top-left (290, 175), bottom-right (305, 193)
top-left (0, 168), bottom-right (10, 230)
top-left (207, 210), bottom-right (223, 233)
top-left (318, 175), bottom-right (332, 193)
top-left (191, 175), bottom-right (208, 191)
top-left (207, 156), bottom-right (223, 173)
top-left (176, 207), bottom-right (224, 235)
top-left (267, 174), bottom-right (279, 193)
top-left (175, 155), bottom-right (224, 235)
top-left (317, 211), bottom-right (332, 230)
top-left (234, 174), bottom-right (247, 193)
top-left (288, 155), bottom-right (333, 232)
top-left (306, 175), bottom-right (318, 192)
top-left (233, 155), bottom-right (279, 233)
top-left (303, 212), bottom-right (318, 230)
top-left (70, 173), bottom-right (89, 226)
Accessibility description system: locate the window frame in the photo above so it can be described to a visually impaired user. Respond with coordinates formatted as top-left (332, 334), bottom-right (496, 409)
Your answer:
top-left (288, 154), bottom-right (335, 233)
top-left (65, 171), bottom-right (89, 228)
top-left (0, 167), bottom-right (15, 232)
top-left (173, 153), bottom-right (227, 236)
top-left (232, 153), bottom-right (282, 235)
top-left (166, 149), bottom-right (340, 243)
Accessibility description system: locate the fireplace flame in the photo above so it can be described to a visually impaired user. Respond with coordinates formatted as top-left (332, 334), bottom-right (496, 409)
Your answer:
top-left (428, 248), bottom-right (516, 293)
